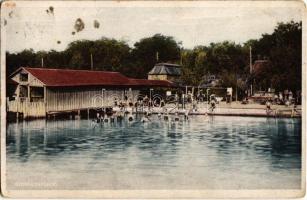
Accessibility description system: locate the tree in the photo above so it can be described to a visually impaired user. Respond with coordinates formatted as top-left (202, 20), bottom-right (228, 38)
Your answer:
top-left (5, 21), bottom-right (301, 94)
top-left (245, 21), bottom-right (302, 92)
top-left (131, 34), bottom-right (181, 78)
top-left (6, 49), bottom-right (38, 76)
top-left (65, 38), bottom-right (131, 71)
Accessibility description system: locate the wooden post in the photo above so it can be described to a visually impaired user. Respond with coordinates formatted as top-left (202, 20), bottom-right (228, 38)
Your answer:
top-left (90, 53), bottom-right (94, 70)
top-left (28, 86), bottom-right (30, 102)
top-left (24, 85), bottom-right (30, 119)
top-left (44, 86), bottom-right (47, 117)
top-left (249, 46), bottom-right (253, 96)
top-left (16, 85), bottom-right (20, 121)
top-left (87, 109), bottom-right (90, 119)
top-left (77, 110), bottom-right (81, 119)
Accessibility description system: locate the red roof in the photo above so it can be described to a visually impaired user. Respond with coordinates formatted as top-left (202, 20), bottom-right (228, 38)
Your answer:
top-left (11, 67), bottom-right (175, 88)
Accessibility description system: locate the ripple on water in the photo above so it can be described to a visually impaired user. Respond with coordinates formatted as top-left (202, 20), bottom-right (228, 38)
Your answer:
top-left (6, 116), bottom-right (301, 190)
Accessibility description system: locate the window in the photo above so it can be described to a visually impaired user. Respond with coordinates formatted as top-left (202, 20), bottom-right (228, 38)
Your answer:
top-left (20, 73), bottom-right (28, 82)
top-left (19, 85), bottom-right (28, 97)
top-left (30, 87), bottom-right (44, 102)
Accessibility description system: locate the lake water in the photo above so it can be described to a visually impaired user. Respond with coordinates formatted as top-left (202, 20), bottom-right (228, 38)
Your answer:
top-left (6, 115), bottom-right (301, 190)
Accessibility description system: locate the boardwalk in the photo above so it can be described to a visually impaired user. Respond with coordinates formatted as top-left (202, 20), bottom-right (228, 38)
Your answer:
top-left (121, 102), bottom-right (301, 118)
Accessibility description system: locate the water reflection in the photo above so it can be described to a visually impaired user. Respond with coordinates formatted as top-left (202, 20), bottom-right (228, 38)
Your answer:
top-left (6, 115), bottom-right (301, 189)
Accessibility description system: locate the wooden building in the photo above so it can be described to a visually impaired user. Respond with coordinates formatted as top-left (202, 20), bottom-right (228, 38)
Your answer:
top-left (148, 63), bottom-right (181, 82)
top-left (7, 67), bottom-right (174, 118)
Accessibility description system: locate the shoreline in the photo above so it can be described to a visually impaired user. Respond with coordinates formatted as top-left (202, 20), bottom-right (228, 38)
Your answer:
top-left (6, 102), bottom-right (302, 122)
top-left (132, 111), bottom-right (301, 119)
top-left (129, 102), bottom-right (302, 118)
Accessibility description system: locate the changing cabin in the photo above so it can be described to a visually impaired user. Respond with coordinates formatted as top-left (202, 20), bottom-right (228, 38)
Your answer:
top-left (7, 67), bottom-right (174, 118)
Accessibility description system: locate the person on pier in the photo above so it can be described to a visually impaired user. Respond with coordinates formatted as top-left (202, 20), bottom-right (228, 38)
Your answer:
top-left (291, 103), bottom-right (299, 117)
top-left (160, 99), bottom-right (165, 107)
top-left (209, 99), bottom-right (216, 112)
top-left (266, 100), bottom-right (273, 114)
top-left (114, 98), bottom-right (118, 107)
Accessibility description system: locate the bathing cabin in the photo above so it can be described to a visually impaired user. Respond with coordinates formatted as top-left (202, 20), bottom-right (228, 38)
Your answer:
top-left (7, 67), bottom-right (175, 119)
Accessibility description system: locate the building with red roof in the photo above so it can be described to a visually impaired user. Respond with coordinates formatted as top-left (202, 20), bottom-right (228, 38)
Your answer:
top-left (7, 67), bottom-right (176, 118)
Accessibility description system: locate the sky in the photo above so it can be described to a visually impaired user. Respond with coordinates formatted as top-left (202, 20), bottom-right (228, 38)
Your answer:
top-left (1, 1), bottom-right (304, 53)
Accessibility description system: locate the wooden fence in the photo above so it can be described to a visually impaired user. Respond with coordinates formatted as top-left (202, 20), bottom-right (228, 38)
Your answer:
top-left (46, 89), bottom-right (139, 112)
top-left (7, 99), bottom-right (46, 118)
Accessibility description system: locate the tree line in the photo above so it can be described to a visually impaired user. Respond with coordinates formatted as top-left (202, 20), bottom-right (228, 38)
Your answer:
top-left (6, 21), bottom-right (301, 94)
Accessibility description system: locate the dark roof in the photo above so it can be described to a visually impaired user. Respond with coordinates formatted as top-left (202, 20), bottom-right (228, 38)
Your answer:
top-left (148, 63), bottom-right (181, 76)
top-left (11, 67), bottom-right (175, 88)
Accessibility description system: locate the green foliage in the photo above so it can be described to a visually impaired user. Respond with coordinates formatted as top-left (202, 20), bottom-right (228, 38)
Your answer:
top-left (181, 41), bottom-right (247, 87)
top-left (244, 21), bottom-right (302, 92)
top-left (6, 21), bottom-right (302, 94)
top-left (131, 34), bottom-right (181, 78)
top-left (6, 34), bottom-right (182, 79)
top-left (181, 21), bottom-right (301, 95)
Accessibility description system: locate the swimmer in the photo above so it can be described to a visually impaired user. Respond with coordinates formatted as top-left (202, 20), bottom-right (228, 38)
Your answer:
top-left (203, 112), bottom-right (209, 121)
top-left (141, 115), bottom-right (150, 123)
top-left (128, 114), bottom-right (134, 121)
top-left (110, 116), bottom-right (115, 123)
top-left (174, 112), bottom-right (180, 121)
top-left (91, 119), bottom-right (97, 128)
top-left (116, 112), bottom-right (124, 121)
top-left (96, 113), bottom-right (102, 123)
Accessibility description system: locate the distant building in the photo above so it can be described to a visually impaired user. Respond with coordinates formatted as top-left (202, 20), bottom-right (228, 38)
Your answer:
top-left (148, 63), bottom-right (181, 83)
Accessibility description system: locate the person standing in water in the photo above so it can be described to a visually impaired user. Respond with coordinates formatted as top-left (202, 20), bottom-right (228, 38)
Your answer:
top-left (141, 112), bottom-right (151, 123)
top-left (184, 109), bottom-right (189, 120)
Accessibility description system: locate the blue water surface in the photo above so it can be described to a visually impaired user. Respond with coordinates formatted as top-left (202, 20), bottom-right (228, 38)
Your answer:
top-left (6, 115), bottom-right (301, 190)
